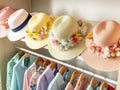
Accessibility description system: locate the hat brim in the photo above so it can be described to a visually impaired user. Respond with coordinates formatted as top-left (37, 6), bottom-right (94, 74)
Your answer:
top-left (25, 37), bottom-right (48, 49)
top-left (7, 13), bottom-right (36, 41)
top-left (81, 48), bottom-right (120, 72)
top-left (48, 39), bottom-right (86, 60)
top-left (0, 25), bottom-right (9, 38)
top-left (7, 25), bottom-right (27, 41)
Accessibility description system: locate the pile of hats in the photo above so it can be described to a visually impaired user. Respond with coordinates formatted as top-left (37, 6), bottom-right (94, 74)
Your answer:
top-left (1, 6), bottom-right (120, 72)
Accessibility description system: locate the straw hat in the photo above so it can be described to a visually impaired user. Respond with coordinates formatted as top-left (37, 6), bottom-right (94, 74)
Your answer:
top-left (48, 15), bottom-right (86, 60)
top-left (0, 6), bottom-right (14, 38)
top-left (7, 9), bottom-right (31, 41)
top-left (25, 13), bottom-right (56, 49)
top-left (81, 20), bottom-right (120, 72)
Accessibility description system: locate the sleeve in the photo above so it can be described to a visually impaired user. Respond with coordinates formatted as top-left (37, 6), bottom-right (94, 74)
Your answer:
top-left (23, 71), bottom-right (29, 90)
top-left (48, 80), bottom-right (57, 90)
top-left (36, 76), bottom-right (46, 90)
top-left (6, 62), bottom-right (11, 90)
top-left (11, 68), bottom-right (18, 90)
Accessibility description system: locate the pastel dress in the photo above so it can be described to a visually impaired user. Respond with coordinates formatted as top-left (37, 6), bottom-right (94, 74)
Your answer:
top-left (6, 53), bottom-right (24, 90)
top-left (74, 76), bottom-right (88, 90)
top-left (65, 73), bottom-right (79, 90)
top-left (36, 66), bottom-right (58, 90)
top-left (48, 68), bottom-right (73, 90)
top-left (29, 66), bottom-right (45, 90)
top-left (23, 61), bottom-right (43, 90)
top-left (10, 55), bottom-right (37, 90)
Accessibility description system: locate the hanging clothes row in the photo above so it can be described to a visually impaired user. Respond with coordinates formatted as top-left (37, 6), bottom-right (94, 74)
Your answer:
top-left (6, 51), bottom-right (115, 90)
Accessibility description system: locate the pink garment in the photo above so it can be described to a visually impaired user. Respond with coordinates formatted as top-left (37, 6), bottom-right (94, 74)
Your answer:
top-left (65, 82), bottom-right (74, 90)
top-left (23, 62), bottom-right (38, 90)
top-left (29, 67), bottom-right (44, 90)
top-left (74, 77), bottom-right (88, 90)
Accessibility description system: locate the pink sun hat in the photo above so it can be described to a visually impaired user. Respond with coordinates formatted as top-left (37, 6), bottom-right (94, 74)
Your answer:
top-left (0, 6), bottom-right (15, 38)
top-left (81, 20), bottom-right (120, 72)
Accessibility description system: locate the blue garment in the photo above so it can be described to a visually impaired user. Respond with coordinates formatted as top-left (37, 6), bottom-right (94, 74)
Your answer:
top-left (48, 72), bottom-right (66, 90)
top-left (6, 53), bottom-right (24, 90)
top-left (10, 54), bottom-right (37, 90)
top-left (48, 68), bottom-right (73, 90)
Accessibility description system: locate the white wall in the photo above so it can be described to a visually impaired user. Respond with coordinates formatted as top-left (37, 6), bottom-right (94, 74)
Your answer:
top-left (31, 0), bottom-right (120, 22)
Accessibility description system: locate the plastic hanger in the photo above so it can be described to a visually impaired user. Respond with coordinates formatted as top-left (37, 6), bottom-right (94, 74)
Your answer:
top-left (90, 77), bottom-right (99, 87)
top-left (70, 70), bottom-right (80, 84)
top-left (59, 66), bottom-right (68, 75)
top-left (24, 53), bottom-right (30, 59)
top-left (43, 59), bottom-right (51, 68)
top-left (100, 82), bottom-right (108, 90)
top-left (17, 50), bottom-right (24, 56)
top-left (49, 61), bottom-right (57, 70)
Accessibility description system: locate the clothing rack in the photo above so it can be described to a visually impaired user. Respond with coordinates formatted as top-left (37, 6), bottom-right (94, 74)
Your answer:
top-left (15, 45), bottom-right (117, 86)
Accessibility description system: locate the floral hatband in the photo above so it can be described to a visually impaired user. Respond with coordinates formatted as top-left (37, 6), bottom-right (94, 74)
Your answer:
top-left (86, 33), bottom-right (120, 58)
top-left (26, 16), bottom-right (57, 40)
top-left (50, 30), bottom-right (82, 51)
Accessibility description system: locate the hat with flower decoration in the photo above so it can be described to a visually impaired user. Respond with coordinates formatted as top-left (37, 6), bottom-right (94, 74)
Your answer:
top-left (25, 13), bottom-right (57, 49)
top-left (0, 6), bottom-right (14, 38)
top-left (48, 15), bottom-right (90, 60)
top-left (81, 20), bottom-right (120, 72)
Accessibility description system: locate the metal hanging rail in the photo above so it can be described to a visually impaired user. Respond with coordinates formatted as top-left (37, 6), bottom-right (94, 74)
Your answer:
top-left (15, 46), bottom-right (117, 86)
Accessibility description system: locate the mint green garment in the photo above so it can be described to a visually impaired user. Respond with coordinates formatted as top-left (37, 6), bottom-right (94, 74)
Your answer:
top-left (11, 54), bottom-right (37, 90)
top-left (6, 53), bottom-right (24, 90)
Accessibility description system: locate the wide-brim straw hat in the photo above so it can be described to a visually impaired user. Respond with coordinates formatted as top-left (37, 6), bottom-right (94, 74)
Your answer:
top-left (48, 15), bottom-right (87, 60)
top-left (25, 13), bottom-right (56, 49)
top-left (81, 20), bottom-right (120, 72)
top-left (7, 9), bottom-right (32, 41)
top-left (0, 6), bottom-right (14, 38)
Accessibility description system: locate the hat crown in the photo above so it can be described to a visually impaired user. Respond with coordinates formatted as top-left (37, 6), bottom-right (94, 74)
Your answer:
top-left (28, 13), bottom-right (50, 33)
top-left (52, 15), bottom-right (78, 41)
top-left (0, 6), bottom-right (14, 21)
top-left (8, 9), bottom-right (28, 29)
top-left (93, 20), bottom-right (120, 47)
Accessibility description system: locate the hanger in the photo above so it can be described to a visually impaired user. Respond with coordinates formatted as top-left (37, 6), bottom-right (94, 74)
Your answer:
top-left (43, 59), bottom-right (51, 68)
top-left (75, 73), bottom-right (87, 86)
top-left (100, 82), bottom-right (108, 90)
top-left (59, 66), bottom-right (68, 75)
top-left (24, 53), bottom-right (30, 59)
top-left (17, 50), bottom-right (24, 56)
top-left (35, 57), bottom-right (44, 65)
top-left (70, 70), bottom-right (80, 84)
top-left (35, 57), bottom-right (44, 69)
top-left (49, 61), bottom-right (57, 70)
top-left (90, 77), bottom-right (99, 87)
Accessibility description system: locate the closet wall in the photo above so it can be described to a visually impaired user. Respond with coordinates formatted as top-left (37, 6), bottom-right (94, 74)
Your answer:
top-left (0, 0), bottom-right (30, 90)
top-left (0, 0), bottom-right (120, 90)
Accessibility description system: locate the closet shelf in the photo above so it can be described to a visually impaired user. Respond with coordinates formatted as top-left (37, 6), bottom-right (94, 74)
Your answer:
top-left (14, 41), bottom-right (117, 86)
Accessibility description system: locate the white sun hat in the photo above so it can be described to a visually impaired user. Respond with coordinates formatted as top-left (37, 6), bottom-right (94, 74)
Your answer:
top-left (7, 9), bottom-right (32, 41)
